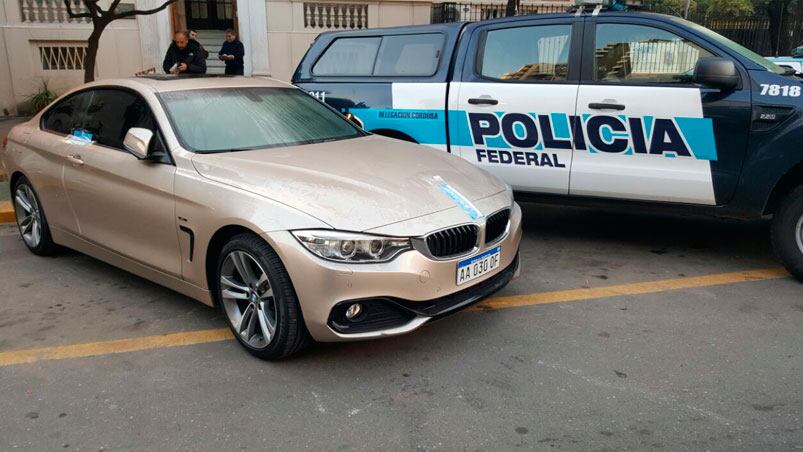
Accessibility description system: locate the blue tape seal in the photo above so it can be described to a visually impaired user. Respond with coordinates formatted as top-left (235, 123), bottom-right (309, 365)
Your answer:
top-left (437, 182), bottom-right (482, 220)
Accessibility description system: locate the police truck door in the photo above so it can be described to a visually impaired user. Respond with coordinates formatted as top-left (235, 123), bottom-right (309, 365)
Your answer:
top-left (449, 17), bottom-right (582, 194)
top-left (570, 18), bottom-right (751, 204)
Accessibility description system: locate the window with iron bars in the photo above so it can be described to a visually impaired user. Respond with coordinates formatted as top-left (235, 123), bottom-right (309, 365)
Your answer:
top-left (38, 45), bottom-right (87, 71)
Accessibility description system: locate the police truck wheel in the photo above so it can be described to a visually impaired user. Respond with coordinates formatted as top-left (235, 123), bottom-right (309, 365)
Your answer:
top-left (216, 233), bottom-right (311, 360)
top-left (771, 184), bottom-right (803, 282)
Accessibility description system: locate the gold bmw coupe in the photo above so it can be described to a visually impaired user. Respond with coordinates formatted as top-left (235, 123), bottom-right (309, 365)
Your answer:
top-left (2, 76), bottom-right (522, 359)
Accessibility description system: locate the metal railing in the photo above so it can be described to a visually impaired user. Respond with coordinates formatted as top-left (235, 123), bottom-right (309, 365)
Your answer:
top-left (19, 0), bottom-right (90, 23)
top-left (430, 2), bottom-right (801, 55)
top-left (304, 3), bottom-right (369, 29)
top-left (431, 2), bottom-right (567, 23)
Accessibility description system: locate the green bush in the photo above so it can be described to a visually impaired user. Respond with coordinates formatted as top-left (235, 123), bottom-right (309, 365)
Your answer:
top-left (25, 80), bottom-right (57, 114)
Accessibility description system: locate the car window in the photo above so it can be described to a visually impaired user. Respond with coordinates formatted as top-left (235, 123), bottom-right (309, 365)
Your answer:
top-left (373, 34), bottom-right (444, 76)
top-left (313, 37), bottom-right (381, 76)
top-left (478, 24), bottom-right (572, 81)
top-left (677, 18), bottom-right (786, 75)
top-left (41, 91), bottom-right (93, 135)
top-left (594, 23), bottom-right (714, 84)
top-left (159, 87), bottom-right (364, 153)
top-left (82, 89), bottom-right (158, 150)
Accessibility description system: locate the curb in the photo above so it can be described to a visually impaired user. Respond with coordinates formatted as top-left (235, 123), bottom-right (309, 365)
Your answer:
top-left (0, 200), bottom-right (14, 224)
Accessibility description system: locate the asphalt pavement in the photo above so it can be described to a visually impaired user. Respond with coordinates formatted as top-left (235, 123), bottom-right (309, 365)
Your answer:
top-left (0, 203), bottom-right (801, 451)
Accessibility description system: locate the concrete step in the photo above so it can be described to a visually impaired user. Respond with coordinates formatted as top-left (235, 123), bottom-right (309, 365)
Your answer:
top-left (194, 31), bottom-right (229, 74)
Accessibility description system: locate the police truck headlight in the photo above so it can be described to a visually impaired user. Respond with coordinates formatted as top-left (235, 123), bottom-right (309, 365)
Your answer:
top-left (293, 230), bottom-right (411, 263)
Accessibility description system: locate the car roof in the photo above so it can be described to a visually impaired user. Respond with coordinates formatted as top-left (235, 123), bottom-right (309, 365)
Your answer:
top-left (84, 76), bottom-right (294, 94)
top-left (316, 21), bottom-right (464, 37)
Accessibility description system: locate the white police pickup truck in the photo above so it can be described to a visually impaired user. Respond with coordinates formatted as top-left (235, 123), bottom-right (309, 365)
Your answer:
top-left (293, 8), bottom-right (803, 280)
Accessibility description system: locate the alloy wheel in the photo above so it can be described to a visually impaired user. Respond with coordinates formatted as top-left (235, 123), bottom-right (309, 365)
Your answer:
top-left (796, 213), bottom-right (803, 255)
top-left (14, 183), bottom-right (42, 249)
top-left (220, 250), bottom-right (278, 349)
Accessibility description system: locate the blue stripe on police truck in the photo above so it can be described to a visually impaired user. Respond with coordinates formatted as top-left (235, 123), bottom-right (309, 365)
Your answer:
top-left (350, 107), bottom-right (718, 163)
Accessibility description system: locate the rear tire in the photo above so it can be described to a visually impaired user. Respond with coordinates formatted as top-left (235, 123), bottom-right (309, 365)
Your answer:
top-left (215, 233), bottom-right (311, 360)
top-left (12, 176), bottom-right (57, 256)
top-left (771, 184), bottom-right (803, 281)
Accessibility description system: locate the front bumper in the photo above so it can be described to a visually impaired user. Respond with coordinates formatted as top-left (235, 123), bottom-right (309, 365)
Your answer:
top-left (265, 201), bottom-right (523, 342)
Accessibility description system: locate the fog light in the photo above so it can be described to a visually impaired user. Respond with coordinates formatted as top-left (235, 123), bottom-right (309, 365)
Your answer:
top-left (345, 303), bottom-right (363, 321)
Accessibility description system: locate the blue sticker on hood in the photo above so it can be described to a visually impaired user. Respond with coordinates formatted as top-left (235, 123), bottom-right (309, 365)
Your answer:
top-left (437, 183), bottom-right (482, 220)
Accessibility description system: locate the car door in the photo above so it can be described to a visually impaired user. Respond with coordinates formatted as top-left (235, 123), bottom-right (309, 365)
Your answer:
top-left (29, 90), bottom-right (95, 234)
top-left (571, 18), bottom-right (752, 205)
top-left (61, 88), bottom-right (181, 277)
top-left (448, 17), bottom-right (582, 194)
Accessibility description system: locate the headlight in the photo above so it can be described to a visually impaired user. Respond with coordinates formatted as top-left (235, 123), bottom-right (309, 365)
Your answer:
top-left (292, 230), bottom-right (411, 263)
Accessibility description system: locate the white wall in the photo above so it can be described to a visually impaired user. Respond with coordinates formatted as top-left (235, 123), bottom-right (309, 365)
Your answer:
top-left (267, 0), bottom-right (433, 82)
top-left (0, 0), bottom-right (145, 113)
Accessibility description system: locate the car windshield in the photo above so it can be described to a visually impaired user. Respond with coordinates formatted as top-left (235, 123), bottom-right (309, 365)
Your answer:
top-left (159, 87), bottom-right (364, 153)
top-left (678, 19), bottom-right (787, 75)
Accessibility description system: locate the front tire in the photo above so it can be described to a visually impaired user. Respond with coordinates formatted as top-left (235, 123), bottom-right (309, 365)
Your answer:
top-left (216, 233), bottom-right (311, 360)
top-left (12, 176), bottom-right (57, 255)
top-left (771, 184), bottom-right (803, 281)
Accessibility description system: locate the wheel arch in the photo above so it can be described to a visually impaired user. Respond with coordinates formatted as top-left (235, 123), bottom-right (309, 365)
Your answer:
top-left (369, 129), bottom-right (418, 143)
top-left (764, 160), bottom-right (803, 215)
top-left (204, 224), bottom-right (260, 306)
top-left (9, 170), bottom-right (24, 191)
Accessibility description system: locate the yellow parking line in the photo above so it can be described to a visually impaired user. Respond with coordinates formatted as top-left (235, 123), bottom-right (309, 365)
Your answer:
top-left (0, 267), bottom-right (789, 367)
top-left (0, 200), bottom-right (14, 224)
top-left (472, 267), bottom-right (788, 310)
top-left (0, 328), bottom-right (233, 367)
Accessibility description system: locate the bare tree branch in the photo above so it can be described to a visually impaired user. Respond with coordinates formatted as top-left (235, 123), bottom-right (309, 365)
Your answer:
top-left (115, 0), bottom-right (176, 18)
top-left (108, 0), bottom-right (123, 14)
top-left (83, 0), bottom-right (102, 19)
top-left (64, 0), bottom-right (92, 18)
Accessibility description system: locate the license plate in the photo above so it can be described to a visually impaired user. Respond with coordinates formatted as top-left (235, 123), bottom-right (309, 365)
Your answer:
top-left (456, 246), bottom-right (501, 286)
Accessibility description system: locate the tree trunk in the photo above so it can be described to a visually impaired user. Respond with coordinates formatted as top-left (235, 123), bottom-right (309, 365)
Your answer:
top-left (84, 22), bottom-right (108, 83)
top-left (505, 0), bottom-right (518, 17)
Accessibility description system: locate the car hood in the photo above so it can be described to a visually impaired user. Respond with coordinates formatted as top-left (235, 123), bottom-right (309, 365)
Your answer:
top-left (191, 135), bottom-right (506, 231)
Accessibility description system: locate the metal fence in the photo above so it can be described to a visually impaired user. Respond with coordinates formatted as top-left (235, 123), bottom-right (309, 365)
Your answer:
top-left (431, 2), bottom-right (567, 23)
top-left (430, 2), bottom-right (800, 56)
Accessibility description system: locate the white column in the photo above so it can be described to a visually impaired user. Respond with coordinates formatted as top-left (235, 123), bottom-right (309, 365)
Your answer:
top-left (237, 0), bottom-right (270, 77)
top-left (136, 0), bottom-right (172, 73)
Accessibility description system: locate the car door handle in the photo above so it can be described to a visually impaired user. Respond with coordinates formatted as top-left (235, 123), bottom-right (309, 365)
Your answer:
top-left (589, 102), bottom-right (626, 111)
top-left (468, 97), bottom-right (499, 106)
top-left (67, 153), bottom-right (84, 166)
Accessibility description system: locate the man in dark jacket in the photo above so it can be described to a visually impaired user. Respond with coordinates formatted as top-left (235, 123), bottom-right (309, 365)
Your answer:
top-left (189, 30), bottom-right (209, 60)
top-left (163, 31), bottom-right (207, 75)
top-left (218, 29), bottom-right (245, 76)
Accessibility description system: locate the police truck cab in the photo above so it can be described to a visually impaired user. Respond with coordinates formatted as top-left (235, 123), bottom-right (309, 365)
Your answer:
top-left (293, 3), bottom-right (803, 281)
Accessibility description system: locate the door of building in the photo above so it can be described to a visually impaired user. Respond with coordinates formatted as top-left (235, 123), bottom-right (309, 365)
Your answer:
top-left (185, 0), bottom-right (234, 30)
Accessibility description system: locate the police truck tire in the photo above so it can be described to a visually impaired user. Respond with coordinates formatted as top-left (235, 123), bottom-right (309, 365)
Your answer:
top-left (771, 184), bottom-right (803, 281)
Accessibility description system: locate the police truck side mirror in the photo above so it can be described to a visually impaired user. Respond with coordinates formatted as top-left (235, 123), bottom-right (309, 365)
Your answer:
top-left (693, 57), bottom-right (739, 91)
top-left (123, 127), bottom-right (153, 160)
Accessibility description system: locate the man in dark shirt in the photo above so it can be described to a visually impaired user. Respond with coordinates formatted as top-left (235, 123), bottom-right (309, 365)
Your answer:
top-left (189, 30), bottom-right (210, 60)
top-left (163, 31), bottom-right (207, 75)
top-left (218, 29), bottom-right (245, 76)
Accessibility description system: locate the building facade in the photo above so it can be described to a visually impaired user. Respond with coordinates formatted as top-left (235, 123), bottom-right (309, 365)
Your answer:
top-left (0, 0), bottom-right (566, 114)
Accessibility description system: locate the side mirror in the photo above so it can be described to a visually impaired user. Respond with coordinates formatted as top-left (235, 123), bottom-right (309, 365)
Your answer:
top-left (694, 57), bottom-right (739, 90)
top-left (123, 127), bottom-right (153, 160)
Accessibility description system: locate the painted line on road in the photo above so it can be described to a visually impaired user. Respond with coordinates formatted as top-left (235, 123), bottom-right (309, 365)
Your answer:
top-left (0, 200), bottom-right (13, 224)
top-left (470, 267), bottom-right (789, 311)
top-left (0, 267), bottom-right (789, 367)
top-left (0, 328), bottom-right (233, 366)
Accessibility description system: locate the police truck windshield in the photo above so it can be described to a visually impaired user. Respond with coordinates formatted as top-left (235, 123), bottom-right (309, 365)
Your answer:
top-left (159, 87), bottom-right (364, 153)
